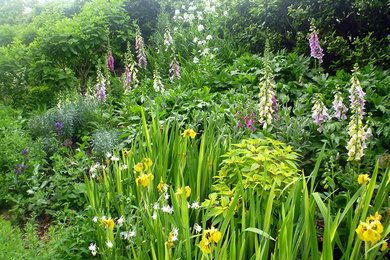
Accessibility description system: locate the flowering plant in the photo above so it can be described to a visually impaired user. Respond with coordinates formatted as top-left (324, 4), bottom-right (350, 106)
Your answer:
top-left (309, 22), bottom-right (324, 63)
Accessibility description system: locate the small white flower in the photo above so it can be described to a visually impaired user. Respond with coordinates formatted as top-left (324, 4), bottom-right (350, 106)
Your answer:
top-left (193, 37), bottom-right (198, 43)
top-left (193, 57), bottom-right (199, 63)
top-left (223, 11), bottom-right (228, 16)
top-left (201, 48), bottom-right (210, 56)
top-left (172, 234), bottom-right (178, 242)
top-left (191, 201), bottom-right (200, 209)
top-left (187, 202), bottom-right (191, 208)
top-left (194, 223), bottom-right (202, 233)
top-left (175, 9), bottom-right (180, 16)
top-left (153, 202), bottom-right (160, 210)
top-left (183, 12), bottom-right (189, 21)
top-left (90, 166), bottom-right (96, 173)
top-left (89, 243), bottom-right (97, 256)
top-left (163, 185), bottom-right (168, 192)
top-left (106, 152), bottom-right (112, 158)
top-left (152, 212), bottom-right (157, 220)
top-left (117, 216), bottom-right (124, 225)
top-left (198, 24), bottom-right (204, 32)
top-left (111, 156), bottom-right (119, 161)
top-left (121, 232), bottom-right (128, 240)
top-left (120, 164), bottom-right (128, 170)
top-left (161, 205), bottom-right (174, 214)
top-left (129, 229), bottom-right (136, 237)
top-left (206, 35), bottom-right (212, 40)
top-left (106, 240), bottom-right (113, 248)
top-left (164, 193), bottom-right (170, 200)
top-left (91, 172), bottom-right (96, 179)
top-left (198, 40), bottom-right (206, 46)
top-left (101, 216), bottom-right (106, 221)
top-left (172, 227), bottom-right (179, 236)
top-left (197, 12), bottom-right (203, 20)
top-left (182, 5), bottom-right (186, 9)
top-left (92, 216), bottom-right (97, 223)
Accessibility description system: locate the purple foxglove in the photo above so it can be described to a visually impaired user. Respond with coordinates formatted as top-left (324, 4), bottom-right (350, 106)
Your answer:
top-left (346, 65), bottom-right (370, 161)
top-left (135, 28), bottom-right (147, 70)
top-left (333, 92), bottom-right (348, 120)
top-left (309, 24), bottom-right (324, 63)
top-left (312, 95), bottom-right (331, 132)
top-left (169, 54), bottom-right (181, 81)
top-left (107, 49), bottom-right (114, 72)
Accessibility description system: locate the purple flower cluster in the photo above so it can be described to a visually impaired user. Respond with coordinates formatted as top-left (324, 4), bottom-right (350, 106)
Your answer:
top-left (271, 93), bottom-right (278, 119)
top-left (236, 106), bottom-right (257, 133)
top-left (14, 164), bottom-right (27, 175)
top-left (96, 83), bottom-right (106, 102)
top-left (55, 122), bottom-right (63, 130)
top-left (169, 55), bottom-right (181, 81)
top-left (333, 93), bottom-right (348, 120)
top-left (309, 25), bottom-right (324, 63)
top-left (124, 64), bottom-right (138, 89)
top-left (107, 49), bottom-right (114, 72)
top-left (349, 77), bottom-right (365, 116)
top-left (135, 29), bottom-right (147, 70)
top-left (125, 67), bottom-right (133, 88)
top-left (244, 112), bottom-right (256, 132)
top-left (96, 69), bottom-right (107, 102)
top-left (21, 149), bottom-right (30, 155)
top-left (312, 97), bottom-right (331, 132)
top-left (54, 122), bottom-right (64, 136)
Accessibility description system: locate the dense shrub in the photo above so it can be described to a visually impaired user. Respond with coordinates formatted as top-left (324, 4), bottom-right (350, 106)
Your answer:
top-left (0, 104), bottom-right (46, 208)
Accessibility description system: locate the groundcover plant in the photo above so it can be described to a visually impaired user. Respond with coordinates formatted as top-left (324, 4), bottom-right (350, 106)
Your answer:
top-left (0, 0), bottom-right (389, 259)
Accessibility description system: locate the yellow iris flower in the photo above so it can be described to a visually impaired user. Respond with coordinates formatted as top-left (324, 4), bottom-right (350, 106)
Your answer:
top-left (199, 226), bottom-right (222, 254)
top-left (358, 174), bottom-right (371, 184)
top-left (143, 158), bottom-right (153, 171)
top-left (101, 218), bottom-right (115, 230)
top-left (199, 237), bottom-right (211, 254)
top-left (157, 178), bottom-right (169, 193)
top-left (356, 212), bottom-right (384, 246)
top-left (381, 241), bottom-right (388, 251)
top-left (175, 186), bottom-right (191, 198)
top-left (136, 173), bottom-right (154, 187)
top-left (134, 163), bottom-right (143, 172)
top-left (182, 129), bottom-right (196, 139)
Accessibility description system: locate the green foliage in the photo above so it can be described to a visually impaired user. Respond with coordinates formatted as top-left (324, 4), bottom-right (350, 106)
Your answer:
top-left (228, 0), bottom-right (390, 69)
top-left (0, 104), bottom-right (46, 208)
top-left (212, 138), bottom-right (300, 198)
top-left (1, 1), bottom-right (390, 258)
top-left (0, 212), bottom-right (94, 259)
top-left (23, 85), bottom-right (58, 111)
top-left (0, 216), bottom-right (40, 259)
top-left (91, 127), bottom-right (120, 160)
top-left (28, 96), bottom-right (101, 142)
top-left (122, 0), bottom-right (160, 43)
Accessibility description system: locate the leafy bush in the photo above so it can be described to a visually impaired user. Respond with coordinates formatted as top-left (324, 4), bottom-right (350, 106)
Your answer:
top-left (91, 127), bottom-right (120, 160)
top-left (0, 213), bottom-right (94, 259)
top-left (0, 104), bottom-right (46, 208)
top-left (207, 138), bottom-right (301, 217)
top-left (28, 96), bottom-right (101, 144)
